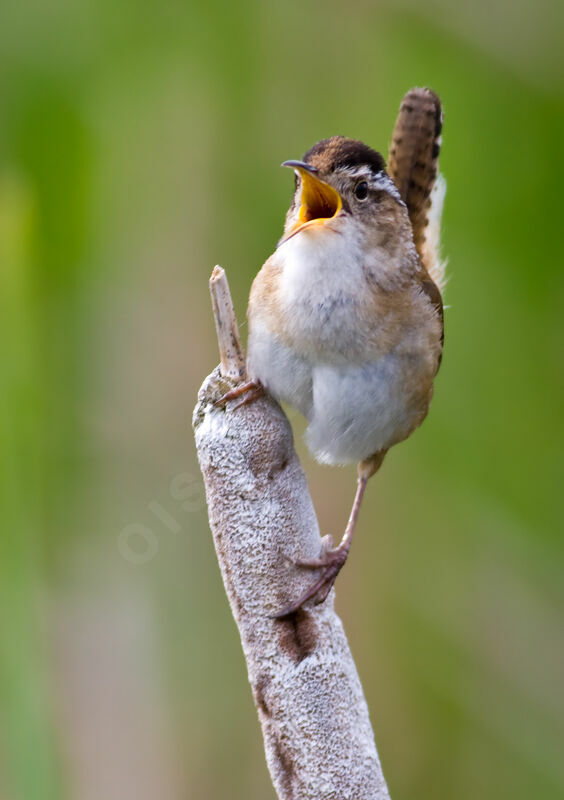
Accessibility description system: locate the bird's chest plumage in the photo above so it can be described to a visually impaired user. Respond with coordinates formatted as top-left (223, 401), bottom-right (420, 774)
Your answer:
top-left (274, 226), bottom-right (372, 361)
top-left (247, 227), bottom-right (441, 464)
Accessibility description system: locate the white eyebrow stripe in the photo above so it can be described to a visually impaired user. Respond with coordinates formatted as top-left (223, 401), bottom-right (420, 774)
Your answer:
top-left (339, 165), bottom-right (373, 179)
top-left (371, 173), bottom-right (404, 204)
top-left (337, 165), bottom-right (405, 205)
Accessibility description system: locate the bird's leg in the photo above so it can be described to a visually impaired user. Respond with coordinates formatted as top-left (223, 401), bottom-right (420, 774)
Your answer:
top-left (214, 379), bottom-right (264, 410)
top-left (273, 474), bottom-right (368, 617)
top-left (274, 451), bottom-right (386, 617)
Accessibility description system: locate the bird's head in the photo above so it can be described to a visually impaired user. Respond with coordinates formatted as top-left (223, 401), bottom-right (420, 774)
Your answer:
top-left (280, 136), bottom-right (406, 245)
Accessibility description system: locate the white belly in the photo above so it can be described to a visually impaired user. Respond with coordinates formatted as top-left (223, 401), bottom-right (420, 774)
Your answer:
top-left (247, 322), bottom-right (429, 465)
top-left (306, 357), bottom-right (427, 464)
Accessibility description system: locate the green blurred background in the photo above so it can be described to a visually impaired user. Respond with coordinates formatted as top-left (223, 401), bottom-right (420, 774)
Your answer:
top-left (1, 0), bottom-right (563, 798)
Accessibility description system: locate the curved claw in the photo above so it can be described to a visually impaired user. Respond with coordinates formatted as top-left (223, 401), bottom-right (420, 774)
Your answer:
top-left (293, 535), bottom-right (334, 568)
top-left (213, 380), bottom-right (263, 409)
top-left (271, 548), bottom-right (347, 618)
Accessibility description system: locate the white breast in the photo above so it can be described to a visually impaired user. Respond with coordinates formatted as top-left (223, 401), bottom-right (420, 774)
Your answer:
top-left (275, 222), bottom-right (368, 362)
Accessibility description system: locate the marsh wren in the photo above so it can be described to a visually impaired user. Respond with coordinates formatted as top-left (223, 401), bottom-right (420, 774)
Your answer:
top-left (222, 88), bottom-right (446, 615)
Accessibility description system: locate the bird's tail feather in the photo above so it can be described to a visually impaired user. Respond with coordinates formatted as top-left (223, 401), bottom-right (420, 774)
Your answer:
top-left (387, 87), bottom-right (447, 292)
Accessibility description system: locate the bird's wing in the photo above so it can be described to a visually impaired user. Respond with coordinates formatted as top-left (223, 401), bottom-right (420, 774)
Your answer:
top-left (388, 87), bottom-right (447, 292)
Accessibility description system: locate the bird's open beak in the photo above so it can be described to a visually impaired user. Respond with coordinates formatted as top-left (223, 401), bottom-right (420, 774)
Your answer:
top-left (280, 160), bottom-right (343, 242)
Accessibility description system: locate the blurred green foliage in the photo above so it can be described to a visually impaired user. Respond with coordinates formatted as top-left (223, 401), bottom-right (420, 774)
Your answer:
top-left (1, 0), bottom-right (563, 798)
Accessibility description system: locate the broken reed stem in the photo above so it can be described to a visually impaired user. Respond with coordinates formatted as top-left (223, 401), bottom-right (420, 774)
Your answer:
top-left (209, 265), bottom-right (246, 380)
top-left (193, 266), bottom-right (391, 800)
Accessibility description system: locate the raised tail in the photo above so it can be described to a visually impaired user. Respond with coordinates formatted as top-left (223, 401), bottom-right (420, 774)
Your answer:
top-left (388, 87), bottom-right (447, 292)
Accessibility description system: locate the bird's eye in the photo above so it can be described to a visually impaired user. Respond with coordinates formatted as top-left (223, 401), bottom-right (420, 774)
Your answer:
top-left (354, 180), bottom-right (369, 200)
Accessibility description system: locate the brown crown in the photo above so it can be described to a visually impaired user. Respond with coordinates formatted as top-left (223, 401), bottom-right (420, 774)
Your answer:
top-left (303, 136), bottom-right (386, 176)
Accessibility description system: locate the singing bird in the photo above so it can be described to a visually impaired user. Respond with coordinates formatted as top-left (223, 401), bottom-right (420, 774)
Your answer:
top-left (221, 87), bottom-right (446, 615)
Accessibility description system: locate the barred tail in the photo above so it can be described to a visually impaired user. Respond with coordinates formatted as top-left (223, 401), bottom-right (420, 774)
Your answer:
top-left (388, 87), bottom-right (447, 291)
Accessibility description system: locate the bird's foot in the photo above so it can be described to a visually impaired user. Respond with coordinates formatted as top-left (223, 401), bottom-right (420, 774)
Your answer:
top-left (273, 538), bottom-right (349, 618)
top-left (214, 380), bottom-right (264, 410)
top-left (272, 462), bottom-right (377, 619)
